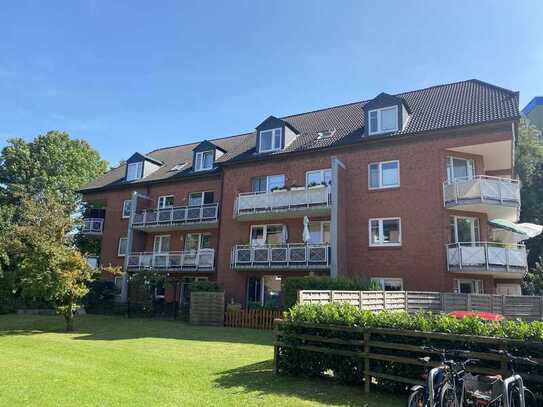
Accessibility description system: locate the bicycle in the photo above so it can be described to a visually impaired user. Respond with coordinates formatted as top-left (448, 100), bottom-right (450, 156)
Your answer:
top-left (407, 346), bottom-right (478, 407)
top-left (463, 349), bottom-right (537, 407)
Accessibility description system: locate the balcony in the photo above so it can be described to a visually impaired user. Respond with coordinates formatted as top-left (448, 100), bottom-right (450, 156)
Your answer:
top-left (443, 176), bottom-right (520, 220)
top-left (132, 203), bottom-right (219, 232)
top-left (446, 242), bottom-right (527, 278)
top-left (235, 185), bottom-right (331, 221)
top-left (82, 218), bottom-right (104, 235)
top-left (126, 249), bottom-right (215, 272)
top-left (231, 243), bottom-right (331, 271)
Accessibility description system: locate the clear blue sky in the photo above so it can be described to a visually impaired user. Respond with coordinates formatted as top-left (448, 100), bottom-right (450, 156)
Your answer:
top-left (0, 1), bottom-right (542, 166)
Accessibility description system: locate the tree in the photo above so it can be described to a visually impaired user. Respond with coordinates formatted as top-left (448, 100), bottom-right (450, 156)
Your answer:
top-left (0, 131), bottom-right (108, 210)
top-left (9, 194), bottom-right (98, 331)
top-left (516, 117), bottom-right (543, 293)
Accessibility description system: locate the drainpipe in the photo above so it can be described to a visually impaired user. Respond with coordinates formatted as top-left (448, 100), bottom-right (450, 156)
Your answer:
top-left (330, 156), bottom-right (346, 279)
top-left (120, 191), bottom-right (138, 303)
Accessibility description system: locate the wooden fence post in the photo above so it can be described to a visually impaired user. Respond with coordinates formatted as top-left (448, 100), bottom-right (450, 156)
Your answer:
top-left (404, 291), bottom-right (408, 312)
top-left (363, 331), bottom-right (370, 393)
top-left (467, 294), bottom-right (472, 311)
top-left (383, 291), bottom-right (388, 310)
top-left (359, 291), bottom-right (364, 310)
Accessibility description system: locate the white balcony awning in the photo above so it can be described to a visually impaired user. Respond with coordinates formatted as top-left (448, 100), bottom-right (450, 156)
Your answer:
top-left (489, 218), bottom-right (543, 242)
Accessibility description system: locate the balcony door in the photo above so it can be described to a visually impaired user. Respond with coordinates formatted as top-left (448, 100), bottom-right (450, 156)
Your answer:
top-left (447, 156), bottom-right (474, 182)
top-left (250, 225), bottom-right (286, 246)
top-left (188, 191), bottom-right (213, 207)
top-left (184, 233), bottom-right (211, 251)
top-left (153, 235), bottom-right (171, 253)
top-left (308, 221), bottom-right (330, 244)
top-left (449, 216), bottom-right (480, 243)
top-left (251, 175), bottom-right (285, 193)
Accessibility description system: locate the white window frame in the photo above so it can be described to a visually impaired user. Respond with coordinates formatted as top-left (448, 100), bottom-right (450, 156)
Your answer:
top-left (154, 286), bottom-right (165, 299)
top-left (157, 195), bottom-right (174, 209)
top-left (449, 215), bottom-right (480, 244)
top-left (369, 217), bottom-right (402, 247)
top-left (250, 224), bottom-right (286, 246)
top-left (447, 156), bottom-right (475, 182)
top-left (305, 168), bottom-right (332, 186)
top-left (195, 150), bottom-right (214, 172)
top-left (368, 160), bottom-right (400, 190)
top-left (118, 237), bottom-right (128, 257)
top-left (307, 221), bottom-right (331, 244)
top-left (247, 275), bottom-right (282, 306)
top-left (259, 128), bottom-right (282, 153)
top-left (122, 200), bottom-right (132, 219)
top-left (113, 276), bottom-right (123, 294)
top-left (368, 106), bottom-right (398, 135)
top-left (126, 162), bottom-right (143, 181)
top-left (184, 233), bottom-right (211, 251)
top-left (153, 235), bottom-right (171, 253)
top-left (188, 191), bottom-right (214, 206)
top-left (455, 279), bottom-right (484, 294)
top-left (371, 278), bottom-right (404, 291)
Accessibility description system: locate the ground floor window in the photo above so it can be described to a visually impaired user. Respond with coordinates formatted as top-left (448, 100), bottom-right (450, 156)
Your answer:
top-left (247, 275), bottom-right (283, 308)
top-left (371, 277), bottom-right (403, 291)
top-left (455, 279), bottom-right (483, 294)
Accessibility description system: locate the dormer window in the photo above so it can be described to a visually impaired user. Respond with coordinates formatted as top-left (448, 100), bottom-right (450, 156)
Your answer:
top-left (368, 106), bottom-right (398, 135)
top-left (126, 162), bottom-right (143, 181)
top-left (259, 128), bottom-right (282, 152)
top-left (195, 151), bottom-right (214, 171)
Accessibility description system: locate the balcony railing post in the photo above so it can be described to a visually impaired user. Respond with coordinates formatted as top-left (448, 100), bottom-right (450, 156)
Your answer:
top-left (458, 243), bottom-right (462, 271)
top-left (505, 246), bottom-right (510, 272)
top-left (485, 242), bottom-right (489, 270)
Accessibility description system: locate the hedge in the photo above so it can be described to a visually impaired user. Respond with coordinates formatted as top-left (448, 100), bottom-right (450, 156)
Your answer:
top-left (277, 303), bottom-right (543, 393)
top-left (189, 280), bottom-right (223, 293)
top-left (282, 276), bottom-right (379, 309)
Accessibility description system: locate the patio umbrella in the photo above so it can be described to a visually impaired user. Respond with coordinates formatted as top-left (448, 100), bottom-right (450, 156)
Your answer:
top-left (303, 216), bottom-right (311, 243)
top-left (488, 219), bottom-right (543, 242)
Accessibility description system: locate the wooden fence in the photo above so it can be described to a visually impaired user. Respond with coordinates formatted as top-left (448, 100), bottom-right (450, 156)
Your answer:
top-left (224, 309), bottom-right (284, 330)
top-left (298, 290), bottom-right (543, 320)
top-left (273, 320), bottom-right (543, 397)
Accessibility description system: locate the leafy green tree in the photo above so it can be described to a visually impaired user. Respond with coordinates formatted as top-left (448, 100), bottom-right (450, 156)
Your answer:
top-left (9, 194), bottom-right (98, 331)
top-left (516, 117), bottom-right (543, 293)
top-left (0, 131), bottom-right (107, 210)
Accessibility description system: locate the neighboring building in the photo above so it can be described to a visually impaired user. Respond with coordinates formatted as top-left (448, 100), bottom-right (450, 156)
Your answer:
top-left (80, 79), bottom-right (525, 307)
top-left (523, 97), bottom-right (543, 136)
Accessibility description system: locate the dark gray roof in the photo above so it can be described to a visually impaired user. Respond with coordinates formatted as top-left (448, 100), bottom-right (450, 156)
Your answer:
top-left (80, 79), bottom-right (519, 192)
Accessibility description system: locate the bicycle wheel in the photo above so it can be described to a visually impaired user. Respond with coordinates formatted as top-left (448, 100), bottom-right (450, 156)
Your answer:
top-left (524, 387), bottom-right (537, 407)
top-left (406, 388), bottom-right (425, 407)
top-left (508, 384), bottom-right (521, 407)
top-left (440, 383), bottom-right (458, 407)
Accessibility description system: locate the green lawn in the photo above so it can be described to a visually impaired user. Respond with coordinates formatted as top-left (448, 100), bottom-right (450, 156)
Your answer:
top-left (0, 315), bottom-right (404, 407)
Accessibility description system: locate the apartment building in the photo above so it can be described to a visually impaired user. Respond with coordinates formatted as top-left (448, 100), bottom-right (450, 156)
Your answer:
top-left (80, 79), bottom-right (525, 307)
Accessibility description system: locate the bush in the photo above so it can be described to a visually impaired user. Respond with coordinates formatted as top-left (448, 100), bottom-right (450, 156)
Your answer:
top-left (189, 280), bottom-right (223, 293)
top-left (282, 276), bottom-right (380, 309)
top-left (279, 303), bottom-right (543, 393)
top-left (83, 281), bottom-right (119, 314)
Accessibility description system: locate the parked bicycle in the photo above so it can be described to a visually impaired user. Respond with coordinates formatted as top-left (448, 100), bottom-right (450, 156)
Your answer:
top-left (407, 346), bottom-right (478, 407)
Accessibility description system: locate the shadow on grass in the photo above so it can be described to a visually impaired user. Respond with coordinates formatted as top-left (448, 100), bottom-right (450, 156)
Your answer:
top-left (0, 314), bottom-right (273, 346)
top-left (214, 359), bottom-right (404, 407)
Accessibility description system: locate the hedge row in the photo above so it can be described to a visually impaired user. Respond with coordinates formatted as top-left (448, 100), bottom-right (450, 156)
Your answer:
top-left (286, 302), bottom-right (543, 341)
top-left (282, 276), bottom-right (379, 309)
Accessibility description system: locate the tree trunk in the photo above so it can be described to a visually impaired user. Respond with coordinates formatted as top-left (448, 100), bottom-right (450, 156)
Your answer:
top-left (64, 299), bottom-right (75, 332)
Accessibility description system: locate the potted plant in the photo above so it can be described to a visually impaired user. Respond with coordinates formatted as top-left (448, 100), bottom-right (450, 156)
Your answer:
top-left (308, 181), bottom-right (325, 189)
top-left (271, 186), bottom-right (289, 193)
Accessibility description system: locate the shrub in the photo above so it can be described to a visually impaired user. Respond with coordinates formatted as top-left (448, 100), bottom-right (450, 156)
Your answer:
top-left (190, 280), bottom-right (223, 293)
top-left (282, 276), bottom-right (380, 309)
top-left (83, 280), bottom-right (119, 314)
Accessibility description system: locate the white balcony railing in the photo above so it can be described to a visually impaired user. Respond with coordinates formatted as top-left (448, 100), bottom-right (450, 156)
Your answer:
top-left (446, 242), bottom-right (527, 273)
top-left (127, 249), bottom-right (215, 271)
top-left (132, 203), bottom-right (219, 228)
top-left (235, 186), bottom-right (331, 217)
top-left (443, 176), bottom-right (520, 208)
top-left (231, 243), bottom-right (330, 269)
top-left (82, 218), bottom-right (104, 234)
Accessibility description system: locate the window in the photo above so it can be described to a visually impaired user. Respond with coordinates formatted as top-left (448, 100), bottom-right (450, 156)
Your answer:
top-left (126, 162), bottom-right (143, 181)
top-left (118, 237), bottom-right (128, 257)
top-left (188, 191), bottom-right (214, 206)
top-left (308, 221), bottom-right (331, 244)
top-left (449, 216), bottom-right (480, 243)
top-left (251, 175), bottom-right (285, 193)
top-left (184, 233), bottom-right (211, 251)
top-left (114, 276), bottom-right (123, 294)
top-left (158, 195), bottom-right (174, 209)
top-left (154, 281), bottom-right (165, 299)
top-left (195, 151), bottom-right (214, 171)
top-left (250, 225), bottom-right (286, 246)
top-left (259, 128), bottom-right (282, 152)
top-left (371, 278), bottom-right (403, 291)
top-left (369, 218), bottom-right (401, 246)
top-left (247, 275), bottom-right (283, 308)
top-left (369, 160), bottom-right (399, 189)
top-left (122, 200), bottom-right (132, 219)
top-left (153, 235), bottom-right (171, 253)
top-left (306, 169), bottom-right (332, 186)
top-left (447, 156), bottom-right (474, 182)
top-left (456, 279), bottom-right (483, 294)
top-left (317, 129), bottom-right (336, 140)
top-left (368, 106), bottom-right (398, 135)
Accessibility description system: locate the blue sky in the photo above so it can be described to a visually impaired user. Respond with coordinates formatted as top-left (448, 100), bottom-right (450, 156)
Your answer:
top-left (0, 1), bottom-right (542, 166)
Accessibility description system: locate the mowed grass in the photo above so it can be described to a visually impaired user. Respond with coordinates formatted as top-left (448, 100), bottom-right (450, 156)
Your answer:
top-left (0, 315), bottom-right (404, 407)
